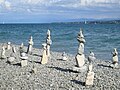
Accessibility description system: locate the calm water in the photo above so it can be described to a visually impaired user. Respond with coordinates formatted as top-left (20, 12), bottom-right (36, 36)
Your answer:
top-left (0, 23), bottom-right (120, 60)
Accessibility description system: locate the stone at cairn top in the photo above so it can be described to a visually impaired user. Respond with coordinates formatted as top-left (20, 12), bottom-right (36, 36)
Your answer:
top-left (46, 29), bottom-right (52, 45)
top-left (113, 48), bottom-right (118, 56)
top-left (77, 28), bottom-right (85, 43)
top-left (47, 29), bottom-right (50, 36)
top-left (29, 36), bottom-right (33, 45)
top-left (88, 51), bottom-right (96, 63)
top-left (112, 48), bottom-right (118, 63)
top-left (20, 43), bottom-right (24, 48)
top-left (42, 43), bottom-right (47, 49)
top-left (7, 42), bottom-right (11, 45)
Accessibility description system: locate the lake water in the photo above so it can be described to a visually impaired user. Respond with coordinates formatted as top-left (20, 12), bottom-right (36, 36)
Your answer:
top-left (0, 23), bottom-right (120, 60)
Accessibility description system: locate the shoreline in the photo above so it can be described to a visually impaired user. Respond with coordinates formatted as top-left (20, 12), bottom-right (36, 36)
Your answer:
top-left (0, 43), bottom-right (120, 90)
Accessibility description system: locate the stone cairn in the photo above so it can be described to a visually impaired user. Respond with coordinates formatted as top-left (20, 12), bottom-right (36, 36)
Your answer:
top-left (85, 51), bottom-right (96, 86)
top-left (46, 29), bottom-right (52, 57)
top-left (20, 52), bottom-right (28, 67)
top-left (73, 28), bottom-right (86, 72)
top-left (27, 36), bottom-right (34, 54)
top-left (7, 42), bottom-right (11, 50)
top-left (88, 51), bottom-right (96, 64)
top-left (76, 28), bottom-right (85, 67)
top-left (7, 46), bottom-right (17, 64)
top-left (12, 46), bottom-right (17, 53)
top-left (19, 43), bottom-right (24, 56)
top-left (110, 48), bottom-right (119, 68)
top-left (1, 46), bottom-right (6, 59)
top-left (41, 43), bottom-right (48, 64)
top-left (62, 52), bottom-right (68, 61)
top-left (85, 62), bottom-right (95, 86)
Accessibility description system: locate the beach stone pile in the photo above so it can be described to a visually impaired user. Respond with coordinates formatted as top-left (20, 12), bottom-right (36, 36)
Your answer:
top-left (0, 44), bottom-right (120, 90)
top-left (0, 29), bottom-right (120, 90)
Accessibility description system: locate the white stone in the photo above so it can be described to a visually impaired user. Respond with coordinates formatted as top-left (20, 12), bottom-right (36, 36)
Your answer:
top-left (46, 29), bottom-right (52, 45)
top-left (88, 51), bottom-right (96, 63)
top-left (12, 46), bottom-right (16, 53)
top-left (110, 63), bottom-right (119, 69)
top-left (62, 56), bottom-right (68, 61)
top-left (20, 53), bottom-right (28, 60)
top-left (7, 57), bottom-right (15, 64)
top-left (46, 30), bottom-right (52, 57)
top-left (1, 46), bottom-right (6, 59)
top-left (41, 43), bottom-right (48, 64)
top-left (46, 45), bottom-right (50, 57)
top-left (62, 52), bottom-right (68, 61)
top-left (27, 45), bottom-right (32, 54)
top-left (47, 29), bottom-right (50, 36)
top-left (27, 36), bottom-right (34, 53)
top-left (113, 55), bottom-right (118, 63)
top-left (75, 54), bottom-right (85, 67)
top-left (79, 28), bottom-right (84, 38)
top-left (88, 63), bottom-right (93, 72)
top-left (85, 71), bottom-right (95, 86)
top-left (110, 48), bottom-right (119, 69)
top-left (77, 29), bottom-right (86, 43)
top-left (20, 43), bottom-right (24, 49)
top-left (21, 60), bottom-right (27, 67)
top-left (7, 42), bottom-right (11, 50)
top-left (112, 48), bottom-right (118, 63)
top-left (78, 43), bottom-right (84, 55)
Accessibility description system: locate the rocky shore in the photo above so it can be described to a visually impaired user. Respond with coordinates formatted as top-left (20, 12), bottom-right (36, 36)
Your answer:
top-left (0, 44), bottom-right (120, 90)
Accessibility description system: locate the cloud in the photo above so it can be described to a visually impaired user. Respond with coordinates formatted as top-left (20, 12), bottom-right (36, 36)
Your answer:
top-left (0, 0), bottom-right (11, 10)
top-left (0, 0), bottom-right (120, 22)
top-left (4, 1), bottom-right (11, 9)
top-left (1, 0), bottom-right (120, 11)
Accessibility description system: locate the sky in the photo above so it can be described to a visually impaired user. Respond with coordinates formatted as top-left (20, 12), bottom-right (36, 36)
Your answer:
top-left (0, 0), bottom-right (120, 23)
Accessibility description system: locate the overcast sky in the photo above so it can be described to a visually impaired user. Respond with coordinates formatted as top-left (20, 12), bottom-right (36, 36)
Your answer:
top-left (0, 0), bottom-right (120, 23)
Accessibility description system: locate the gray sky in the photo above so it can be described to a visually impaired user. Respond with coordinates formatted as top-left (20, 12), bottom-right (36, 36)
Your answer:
top-left (0, 0), bottom-right (120, 23)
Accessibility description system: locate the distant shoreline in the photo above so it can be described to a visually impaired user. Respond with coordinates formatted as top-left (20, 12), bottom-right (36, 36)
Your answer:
top-left (0, 19), bottom-right (120, 24)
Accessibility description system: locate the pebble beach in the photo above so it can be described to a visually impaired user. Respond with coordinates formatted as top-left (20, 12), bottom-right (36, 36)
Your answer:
top-left (0, 44), bottom-right (120, 90)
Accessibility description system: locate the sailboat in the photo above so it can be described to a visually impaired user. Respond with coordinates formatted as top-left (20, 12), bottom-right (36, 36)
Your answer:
top-left (85, 21), bottom-right (87, 24)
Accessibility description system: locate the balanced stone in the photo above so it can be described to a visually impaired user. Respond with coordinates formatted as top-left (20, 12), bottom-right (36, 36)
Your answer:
top-left (85, 71), bottom-right (95, 86)
top-left (75, 54), bottom-right (85, 67)
top-left (62, 52), bottom-right (68, 61)
top-left (20, 53), bottom-right (28, 60)
top-left (74, 28), bottom-right (86, 69)
top-left (1, 46), bottom-right (6, 59)
top-left (12, 46), bottom-right (16, 53)
top-left (77, 29), bottom-right (86, 43)
top-left (21, 60), bottom-right (27, 67)
top-left (20, 43), bottom-right (24, 49)
top-left (88, 63), bottom-right (93, 72)
top-left (19, 43), bottom-right (24, 55)
top-left (27, 36), bottom-right (34, 54)
top-left (7, 42), bottom-right (11, 50)
top-left (78, 43), bottom-right (84, 55)
top-left (110, 48), bottom-right (119, 68)
top-left (112, 48), bottom-right (118, 63)
top-left (88, 51), bottom-right (96, 63)
top-left (46, 29), bottom-right (52, 57)
top-left (85, 62), bottom-right (94, 86)
top-left (41, 43), bottom-right (48, 64)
